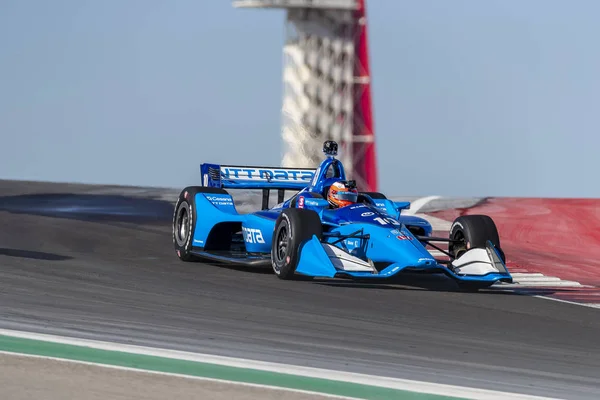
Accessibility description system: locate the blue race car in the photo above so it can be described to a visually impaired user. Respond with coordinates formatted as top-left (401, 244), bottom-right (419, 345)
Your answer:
top-left (172, 141), bottom-right (512, 291)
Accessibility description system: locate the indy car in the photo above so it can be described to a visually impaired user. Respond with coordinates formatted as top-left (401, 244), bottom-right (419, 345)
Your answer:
top-left (172, 141), bottom-right (512, 290)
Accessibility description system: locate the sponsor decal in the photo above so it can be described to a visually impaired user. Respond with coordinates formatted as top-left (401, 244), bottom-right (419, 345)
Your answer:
top-left (345, 239), bottom-right (360, 248)
top-left (305, 198), bottom-right (323, 207)
top-left (282, 213), bottom-right (292, 239)
top-left (451, 221), bottom-right (464, 232)
top-left (242, 227), bottom-right (265, 244)
top-left (222, 167), bottom-right (314, 182)
top-left (361, 211), bottom-right (374, 217)
top-left (374, 216), bottom-right (401, 226)
top-left (205, 195), bottom-right (233, 206)
top-left (396, 233), bottom-right (413, 241)
top-left (350, 204), bottom-right (366, 210)
top-left (298, 196), bottom-right (305, 208)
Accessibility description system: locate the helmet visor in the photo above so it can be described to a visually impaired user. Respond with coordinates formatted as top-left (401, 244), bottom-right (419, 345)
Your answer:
top-left (336, 191), bottom-right (358, 203)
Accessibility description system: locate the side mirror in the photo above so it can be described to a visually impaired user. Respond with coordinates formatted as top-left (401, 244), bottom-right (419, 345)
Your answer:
top-left (394, 201), bottom-right (411, 212)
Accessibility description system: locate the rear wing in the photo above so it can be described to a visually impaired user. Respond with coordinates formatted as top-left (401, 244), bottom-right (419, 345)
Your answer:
top-left (201, 163), bottom-right (316, 208)
top-left (201, 163), bottom-right (315, 190)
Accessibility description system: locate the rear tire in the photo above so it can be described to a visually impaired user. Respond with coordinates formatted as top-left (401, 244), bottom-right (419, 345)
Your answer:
top-left (172, 186), bottom-right (229, 262)
top-left (271, 208), bottom-right (322, 279)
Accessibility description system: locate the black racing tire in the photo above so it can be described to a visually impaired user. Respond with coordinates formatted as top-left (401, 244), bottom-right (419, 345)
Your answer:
top-left (448, 214), bottom-right (505, 263)
top-left (271, 208), bottom-right (323, 280)
top-left (172, 186), bottom-right (229, 262)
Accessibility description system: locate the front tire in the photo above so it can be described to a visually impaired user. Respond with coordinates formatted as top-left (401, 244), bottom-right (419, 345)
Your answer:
top-left (271, 208), bottom-right (322, 279)
top-left (448, 214), bottom-right (504, 262)
top-left (448, 215), bottom-right (505, 292)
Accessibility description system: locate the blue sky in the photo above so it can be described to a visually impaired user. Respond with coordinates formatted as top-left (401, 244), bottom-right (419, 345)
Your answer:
top-left (1, 0), bottom-right (598, 197)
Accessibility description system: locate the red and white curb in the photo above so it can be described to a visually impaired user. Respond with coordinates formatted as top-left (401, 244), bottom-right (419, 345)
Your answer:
top-left (497, 272), bottom-right (583, 288)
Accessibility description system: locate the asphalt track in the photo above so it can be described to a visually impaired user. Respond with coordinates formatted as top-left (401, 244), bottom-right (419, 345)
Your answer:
top-left (0, 180), bottom-right (599, 400)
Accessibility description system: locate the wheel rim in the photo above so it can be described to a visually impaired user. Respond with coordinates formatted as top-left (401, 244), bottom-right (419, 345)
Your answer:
top-left (175, 203), bottom-right (189, 246)
top-left (274, 224), bottom-right (289, 269)
top-left (452, 231), bottom-right (467, 259)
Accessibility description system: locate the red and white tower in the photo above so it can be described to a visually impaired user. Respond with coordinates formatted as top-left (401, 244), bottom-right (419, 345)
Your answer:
top-left (232, 0), bottom-right (378, 191)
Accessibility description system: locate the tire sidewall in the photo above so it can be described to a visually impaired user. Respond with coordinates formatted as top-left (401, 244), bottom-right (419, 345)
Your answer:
top-left (449, 215), bottom-right (504, 261)
top-left (271, 209), bottom-right (322, 279)
top-left (271, 212), bottom-right (293, 276)
top-left (172, 187), bottom-right (202, 261)
top-left (449, 219), bottom-right (470, 254)
top-left (173, 197), bottom-right (194, 251)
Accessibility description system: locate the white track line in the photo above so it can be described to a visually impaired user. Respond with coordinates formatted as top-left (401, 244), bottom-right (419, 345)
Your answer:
top-left (0, 328), bottom-right (558, 400)
top-left (493, 271), bottom-right (586, 288)
top-left (531, 296), bottom-right (600, 310)
top-left (498, 281), bottom-right (584, 288)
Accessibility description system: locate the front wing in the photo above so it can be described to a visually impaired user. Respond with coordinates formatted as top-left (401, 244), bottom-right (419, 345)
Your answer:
top-left (295, 237), bottom-right (513, 285)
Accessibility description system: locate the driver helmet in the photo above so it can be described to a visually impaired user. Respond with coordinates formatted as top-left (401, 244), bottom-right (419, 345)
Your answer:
top-left (327, 180), bottom-right (358, 208)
